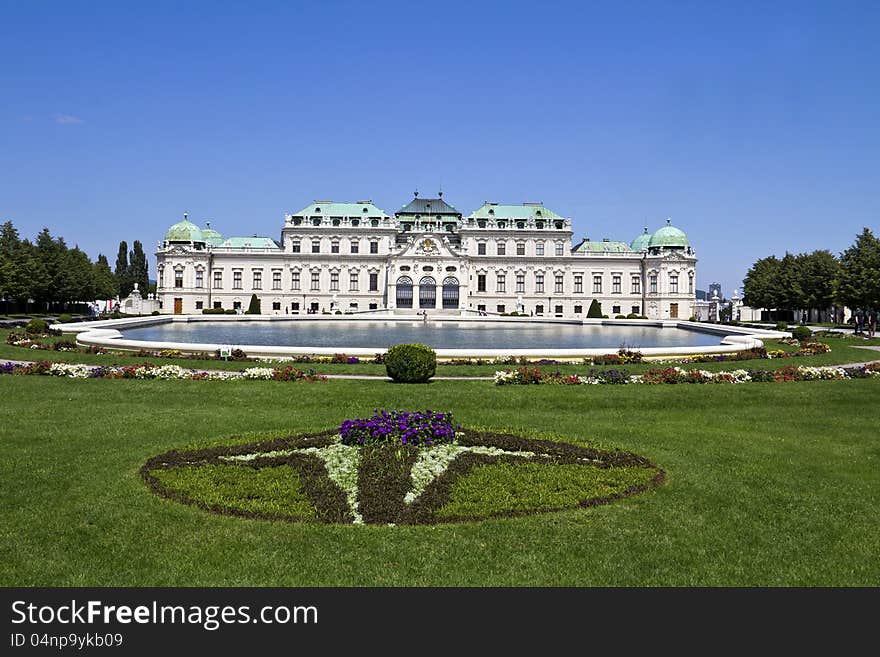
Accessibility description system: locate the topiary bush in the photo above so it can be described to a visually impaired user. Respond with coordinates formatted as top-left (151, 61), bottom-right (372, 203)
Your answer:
top-left (587, 300), bottom-right (603, 318)
top-left (384, 343), bottom-right (436, 383)
top-left (246, 294), bottom-right (261, 315)
top-left (57, 313), bottom-right (72, 323)
top-left (25, 319), bottom-right (49, 334)
top-left (791, 326), bottom-right (812, 341)
top-left (776, 321), bottom-right (788, 331)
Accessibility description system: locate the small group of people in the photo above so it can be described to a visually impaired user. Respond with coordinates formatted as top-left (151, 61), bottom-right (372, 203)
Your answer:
top-left (852, 307), bottom-right (878, 338)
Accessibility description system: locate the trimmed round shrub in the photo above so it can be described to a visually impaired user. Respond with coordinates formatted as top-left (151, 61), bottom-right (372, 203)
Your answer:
top-left (57, 313), bottom-right (72, 323)
top-left (25, 319), bottom-right (49, 334)
top-left (776, 321), bottom-right (788, 331)
top-left (385, 343), bottom-right (436, 383)
top-left (791, 326), bottom-right (812, 341)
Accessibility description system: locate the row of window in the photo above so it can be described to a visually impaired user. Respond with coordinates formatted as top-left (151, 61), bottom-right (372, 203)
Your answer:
top-left (291, 239), bottom-right (380, 254)
top-left (191, 299), bottom-right (381, 312)
top-left (475, 241), bottom-right (564, 256)
top-left (173, 270), bottom-right (380, 292)
top-left (475, 303), bottom-right (642, 316)
top-left (472, 272), bottom-right (693, 294)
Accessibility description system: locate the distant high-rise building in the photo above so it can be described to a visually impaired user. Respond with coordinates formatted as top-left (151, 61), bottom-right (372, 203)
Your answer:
top-left (709, 282), bottom-right (722, 300)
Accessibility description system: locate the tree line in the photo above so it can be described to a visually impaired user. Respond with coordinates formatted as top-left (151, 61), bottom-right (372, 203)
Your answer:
top-left (743, 228), bottom-right (880, 319)
top-left (0, 220), bottom-right (150, 313)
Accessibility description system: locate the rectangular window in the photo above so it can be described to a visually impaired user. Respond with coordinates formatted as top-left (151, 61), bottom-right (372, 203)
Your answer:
top-left (350, 272), bottom-right (359, 291)
top-left (555, 243), bottom-right (564, 256)
top-left (330, 272), bottom-right (339, 291)
top-left (689, 275), bottom-right (694, 293)
top-left (292, 240), bottom-right (301, 253)
top-left (272, 301), bottom-right (281, 311)
top-left (233, 301), bottom-right (242, 311)
top-left (574, 275), bottom-right (583, 293)
top-left (213, 301), bottom-right (222, 309)
top-left (497, 304), bottom-right (505, 314)
top-left (477, 304), bottom-right (486, 313)
top-left (497, 242), bottom-right (506, 256)
top-left (195, 270), bottom-right (203, 288)
top-left (311, 271), bottom-right (320, 290)
top-left (233, 271), bottom-right (242, 289)
top-left (252, 271), bottom-right (262, 289)
top-left (535, 304), bottom-right (544, 315)
top-left (350, 240), bottom-right (359, 254)
top-left (291, 302), bottom-right (300, 312)
top-left (349, 302), bottom-right (358, 311)
top-left (496, 274), bottom-right (506, 293)
top-left (368, 302), bottom-right (378, 310)
top-left (312, 240), bottom-right (320, 253)
top-left (632, 305), bottom-right (640, 315)
top-left (477, 274), bottom-right (486, 292)
top-left (369, 273), bottom-right (378, 291)
top-left (612, 305), bottom-right (621, 315)
top-left (516, 242), bottom-right (525, 256)
top-left (213, 271), bottom-right (222, 289)
top-left (612, 275), bottom-right (621, 294)
top-left (670, 275), bottom-right (679, 293)
top-left (650, 275), bottom-right (658, 294)
top-left (536, 242), bottom-right (544, 256)
top-left (593, 275), bottom-right (602, 294)
top-left (632, 276), bottom-right (641, 294)
top-left (555, 275), bottom-right (563, 294)
top-left (516, 274), bottom-right (525, 293)
top-left (477, 243), bottom-right (486, 256)
top-left (195, 300), bottom-right (203, 310)
top-left (174, 270), bottom-right (183, 288)
top-left (555, 304), bottom-right (563, 315)
top-left (535, 273), bottom-right (544, 293)
top-left (370, 241), bottom-right (378, 254)
top-left (291, 271), bottom-right (301, 290)
top-left (331, 241), bottom-right (340, 254)
top-left (272, 271), bottom-right (281, 290)
top-left (574, 304), bottom-right (582, 314)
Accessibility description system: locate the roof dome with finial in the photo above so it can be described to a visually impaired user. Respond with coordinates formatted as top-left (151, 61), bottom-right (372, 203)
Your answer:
top-left (630, 226), bottom-right (651, 251)
top-left (201, 221), bottom-right (224, 246)
top-left (164, 213), bottom-right (205, 243)
top-left (649, 218), bottom-right (689, 249)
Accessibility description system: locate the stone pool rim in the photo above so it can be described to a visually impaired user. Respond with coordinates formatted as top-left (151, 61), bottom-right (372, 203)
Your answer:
top-left (54, 314), bottom-right (787, 359)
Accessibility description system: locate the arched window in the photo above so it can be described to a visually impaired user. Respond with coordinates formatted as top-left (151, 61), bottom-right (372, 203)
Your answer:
top-left (419, 276), bottom-right (436, 309)
top-left (396, 276), bottom-right (413, 308)
top-left (442, 277), bottom-right (459, 309)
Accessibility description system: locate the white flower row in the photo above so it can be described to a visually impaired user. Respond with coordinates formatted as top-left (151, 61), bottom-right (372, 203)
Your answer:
top-left (48, 362), bottom-right (93, 378)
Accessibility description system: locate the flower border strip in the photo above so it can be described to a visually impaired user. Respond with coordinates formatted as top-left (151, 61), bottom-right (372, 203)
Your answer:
top-left (0, 361), bottom-right (327, 382)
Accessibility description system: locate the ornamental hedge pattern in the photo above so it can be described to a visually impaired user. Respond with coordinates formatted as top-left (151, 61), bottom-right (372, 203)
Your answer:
top-left (142, 427), bottom-right (664, 525)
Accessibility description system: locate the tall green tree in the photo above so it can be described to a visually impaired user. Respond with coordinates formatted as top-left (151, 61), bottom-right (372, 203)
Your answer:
top-left (800, 250), bottom-right (839, 318)
top-left (115, 240), bottom-right (132, 298)
top-left (64, 247), bottom-right (98, 303)
top-left (837, 228), bottom-right (880, 309)
top-left (128, 240), bottom-right (150, 295)
top-left (35, 228), bottom-right (69, 309)
top-left (93, 254), bottom-right (118, 300)
top-left (742, 255), bottom-right (781, 309)
top-left (0, 221), bottom-right (22, 313)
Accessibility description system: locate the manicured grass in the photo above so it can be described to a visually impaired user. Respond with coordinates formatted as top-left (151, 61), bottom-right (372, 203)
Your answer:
top-left (1, 375), bottom-right (878, 585)
top-left (150, 464), bottom-right (317, 520)
top-left (436, 462), bottom-right (656, 518)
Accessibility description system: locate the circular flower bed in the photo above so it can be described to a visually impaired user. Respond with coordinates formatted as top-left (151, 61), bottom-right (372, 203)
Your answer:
top-left (142, 415), bottom-right (663, 525)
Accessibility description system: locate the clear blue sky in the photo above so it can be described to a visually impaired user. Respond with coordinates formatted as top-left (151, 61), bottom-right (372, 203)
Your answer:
top-left (2, 0), bottom-right (878, 296)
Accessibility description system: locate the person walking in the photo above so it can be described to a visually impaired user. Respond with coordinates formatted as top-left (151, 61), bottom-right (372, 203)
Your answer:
top-left (854, 308), bottom-right (865, 335)
top-left (869, 308), bottom-right (878, 339)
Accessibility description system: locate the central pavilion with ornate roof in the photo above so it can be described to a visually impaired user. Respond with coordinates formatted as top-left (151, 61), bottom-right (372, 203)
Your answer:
top-left (156, 194), bottom-right (697, 319)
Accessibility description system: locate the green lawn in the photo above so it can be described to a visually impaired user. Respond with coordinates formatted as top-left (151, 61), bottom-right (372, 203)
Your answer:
top-left (2, 328), bottom-right (879, 377)
top-left (1, 375), bottom-right (878, 585)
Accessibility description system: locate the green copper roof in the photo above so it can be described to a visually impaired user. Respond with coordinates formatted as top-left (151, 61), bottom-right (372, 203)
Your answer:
top-left (201, 224), bottom-right (224, 247)
top-left (164, 218), bottom-right (204, 243)
top-left (468, 203), bottom-right (563, 220)
top-left (219, 236), bottom-right (281, 249)
top-left (630, 227), bottom-right (651, 251)
top-left (291, 201), bottom-right (389, 217)
top-left (649, 220), bottom-right (689, 248)
top-left (573, 239), bottom-right (632, 254)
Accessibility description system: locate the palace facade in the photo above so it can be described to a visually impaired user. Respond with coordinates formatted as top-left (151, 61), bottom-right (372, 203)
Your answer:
top-left (156, 194), bottom-right (698, 319)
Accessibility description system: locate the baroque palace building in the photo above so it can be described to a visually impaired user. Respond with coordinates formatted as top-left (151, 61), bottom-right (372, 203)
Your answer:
top-left (156, 193), bottom-right (697, 319)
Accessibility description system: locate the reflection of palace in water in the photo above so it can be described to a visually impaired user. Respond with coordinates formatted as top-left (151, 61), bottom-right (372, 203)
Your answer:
top-left (156, 193), bottom-right (697, 319)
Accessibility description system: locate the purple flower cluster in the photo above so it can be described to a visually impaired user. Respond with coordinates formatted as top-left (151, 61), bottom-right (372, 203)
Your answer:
top-left (339, 409), bottom-right (459, 447)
